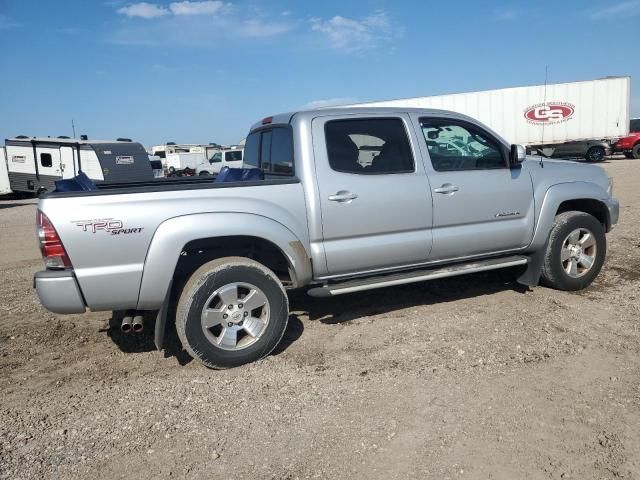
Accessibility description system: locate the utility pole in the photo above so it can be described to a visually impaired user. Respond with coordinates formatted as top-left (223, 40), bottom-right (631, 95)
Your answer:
top-left (72, 119), bottom-right (76, 138)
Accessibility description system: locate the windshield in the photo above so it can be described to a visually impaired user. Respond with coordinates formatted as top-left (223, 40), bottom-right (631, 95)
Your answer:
top-left (630, 119), bottom-right (640, 133)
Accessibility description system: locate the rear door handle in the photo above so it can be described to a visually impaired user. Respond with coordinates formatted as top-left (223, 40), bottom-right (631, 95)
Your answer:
top-left (328, 191), bottom-right (358, 202)
top-left (433, 184), bottom-right (459, 194)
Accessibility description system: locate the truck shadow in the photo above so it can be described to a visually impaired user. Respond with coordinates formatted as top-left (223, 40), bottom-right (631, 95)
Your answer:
top-left (287, 267), bottom-right (529, 326)
top-left (105, 268), bottom-right (528, 362)
top-left (106, 310), bottom-right (194, 365)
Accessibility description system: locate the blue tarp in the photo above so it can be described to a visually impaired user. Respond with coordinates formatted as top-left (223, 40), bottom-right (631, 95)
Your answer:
top-left (214, 167), bottom-right (264, 183)
top-left (54, 172), bottom-right (98, 192)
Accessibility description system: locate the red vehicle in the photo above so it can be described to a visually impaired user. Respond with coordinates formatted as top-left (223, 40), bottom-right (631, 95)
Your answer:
top-left (615, 118), bottom-right (640, 159)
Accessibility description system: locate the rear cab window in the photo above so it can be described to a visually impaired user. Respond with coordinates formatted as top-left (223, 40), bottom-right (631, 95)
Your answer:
top-left (243, 126), bottom-right (294, 175)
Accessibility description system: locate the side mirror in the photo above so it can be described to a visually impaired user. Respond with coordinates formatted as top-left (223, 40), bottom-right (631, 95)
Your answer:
top-left (509, 144), bottom-right (526, 167)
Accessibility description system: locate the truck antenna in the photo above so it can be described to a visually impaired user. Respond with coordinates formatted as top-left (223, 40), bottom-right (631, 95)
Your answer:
top-left (72, 119), bottom-right (76, 138)
top-left (540, 66), bottom-right (548, 168)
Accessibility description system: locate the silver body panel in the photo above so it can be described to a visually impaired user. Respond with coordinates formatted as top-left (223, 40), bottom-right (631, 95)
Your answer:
top-left (34, 107), bottom-right (619, 313)
top-left (34, 271), bottom-right (86, 314)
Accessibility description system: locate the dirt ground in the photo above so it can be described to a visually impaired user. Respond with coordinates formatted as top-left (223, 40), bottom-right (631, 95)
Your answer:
top-left (1, 159), bottom-right (639, 480)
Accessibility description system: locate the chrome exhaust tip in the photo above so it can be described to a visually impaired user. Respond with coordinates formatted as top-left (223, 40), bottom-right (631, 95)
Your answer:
top-left (132, 315), bottom-right (144, 333)
top-left (121, 316), bottom-right (133, 333)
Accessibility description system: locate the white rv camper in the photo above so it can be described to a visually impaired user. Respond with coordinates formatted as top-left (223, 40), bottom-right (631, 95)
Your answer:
top-left (0, 147), bottom-right (11, 195)
top-left (150, 143), bottom-right (205, 159)
top-left (3, 137), bottom-right (154, 194)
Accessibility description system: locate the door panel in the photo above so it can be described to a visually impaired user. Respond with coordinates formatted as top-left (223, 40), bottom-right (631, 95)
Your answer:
top-left (59, 146), bottom-right (76, 179)
top-left (428, 168), bottom-right (535, 259)
top-left (36, 147), bottom-right (62, 178)
top-left (312, 114), bottom-right (433, 276)
top-left (413, 115), bottom-right (535, 261)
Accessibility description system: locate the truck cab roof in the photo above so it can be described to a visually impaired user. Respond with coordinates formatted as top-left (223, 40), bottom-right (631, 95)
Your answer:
top-left (250, 107), bottom-right (484, 131)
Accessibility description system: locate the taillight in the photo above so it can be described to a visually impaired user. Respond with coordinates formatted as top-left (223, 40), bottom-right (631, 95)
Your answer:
top-left (36, 210), bottom-right (72, 269)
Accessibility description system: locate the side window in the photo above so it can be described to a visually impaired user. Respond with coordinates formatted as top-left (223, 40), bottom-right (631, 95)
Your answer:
top-left (210, 152), bottom-right (222, 163)
top-left (324, 118), bottom-right (414, 174)
top-left (225, 150), bottom-right (243, 162)
top-left (420, 119), bottom-right (506, 171)
top-left (40, 153), bottom-right (52, 167)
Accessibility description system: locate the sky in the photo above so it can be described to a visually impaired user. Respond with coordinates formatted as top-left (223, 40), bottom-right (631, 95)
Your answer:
top-left (0, 0), bottom-right (638, 147)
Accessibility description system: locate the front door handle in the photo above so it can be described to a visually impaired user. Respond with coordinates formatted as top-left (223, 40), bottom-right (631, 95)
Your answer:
top-left (328, 191), bottom-right (358, 202)
top-left (433, 183), bottom-right (459, 194)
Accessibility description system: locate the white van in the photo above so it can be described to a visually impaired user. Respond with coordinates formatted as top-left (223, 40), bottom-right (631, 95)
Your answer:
top-left (196, 148), bottom-right (244, 175)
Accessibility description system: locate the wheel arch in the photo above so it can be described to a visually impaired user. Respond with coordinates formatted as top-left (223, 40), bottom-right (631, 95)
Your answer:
top-left (136, 213), bottom-right (312, 310)
top-left (530, 182), bottom-right (612, 251)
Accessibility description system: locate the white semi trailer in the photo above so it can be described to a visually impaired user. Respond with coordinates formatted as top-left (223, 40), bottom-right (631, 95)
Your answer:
top-left (349, 77), bottom-right (631, 161)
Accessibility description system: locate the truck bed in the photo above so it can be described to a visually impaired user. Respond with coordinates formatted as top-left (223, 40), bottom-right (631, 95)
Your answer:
top-left (40, 175), bottom-right (300, 198)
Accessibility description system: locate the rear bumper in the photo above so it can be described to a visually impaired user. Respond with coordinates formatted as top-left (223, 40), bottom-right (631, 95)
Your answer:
top-left (34, 270), bottom-right (86, 314)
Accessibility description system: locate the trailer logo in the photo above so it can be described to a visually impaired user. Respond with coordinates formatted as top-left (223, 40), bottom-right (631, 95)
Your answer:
top-left (116, 156), bottom-right (134, 165)
top-left (73, 218), bottom-right (143, 236)
top-left (524, 102), bottom-right (575, 125)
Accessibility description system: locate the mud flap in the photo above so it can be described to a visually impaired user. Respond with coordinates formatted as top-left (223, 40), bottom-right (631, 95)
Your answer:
top-left (153, 280), bottom-right (172, 351)
top-left (516, 244), bottom-right (547, 287)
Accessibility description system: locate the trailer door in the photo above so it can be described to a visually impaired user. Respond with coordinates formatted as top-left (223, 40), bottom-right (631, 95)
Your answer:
top-left (60, 146), bottom-right (77, 179)
top-left (36, 147), bottom-right (63, 179)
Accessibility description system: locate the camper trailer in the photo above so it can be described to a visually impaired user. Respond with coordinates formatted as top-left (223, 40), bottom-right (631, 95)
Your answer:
top-left (3, 137), bottom-right (154, 194)
top-left (150, 143), bottom-right (204, 159)
top-left (0, 147), bottom-right (11, 195)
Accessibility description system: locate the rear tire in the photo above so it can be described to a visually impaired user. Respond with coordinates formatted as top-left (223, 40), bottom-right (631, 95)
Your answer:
top-left (632, 144), bottom-right (640, 160)
top-left (541, 211), bottom-right (606, 291)
top-left (585, 146), bottom-right (605, 162)
top-left (176, 257), bottom-right (289, 369)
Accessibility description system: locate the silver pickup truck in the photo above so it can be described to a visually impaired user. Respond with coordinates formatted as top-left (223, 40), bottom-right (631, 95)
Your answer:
top-left (34, 108), bottom-right (619, 368)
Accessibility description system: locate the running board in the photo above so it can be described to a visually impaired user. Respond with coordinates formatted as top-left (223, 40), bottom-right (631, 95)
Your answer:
top-left (307, 255), bottom-right (528, 297)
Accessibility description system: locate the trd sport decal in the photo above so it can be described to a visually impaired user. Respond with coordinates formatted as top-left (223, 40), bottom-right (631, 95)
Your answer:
top-left (73, 218), bottom-right (143, 235)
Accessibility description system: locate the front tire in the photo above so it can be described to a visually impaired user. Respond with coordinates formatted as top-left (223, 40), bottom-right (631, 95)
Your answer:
top-left (585, 146), bottom-right (605, 162)
top-left (541, 211), bottom-right (606, 291)
top-left (176, 257), bottom-right (289, 369)
top-left (632, 144), bottom-right (640, 160)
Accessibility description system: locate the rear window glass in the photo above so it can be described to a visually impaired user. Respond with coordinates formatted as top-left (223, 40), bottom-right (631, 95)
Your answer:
top-left (243, 127), bottom-right (293, 175)
top-left (243, 133), bottom-right (260, 168)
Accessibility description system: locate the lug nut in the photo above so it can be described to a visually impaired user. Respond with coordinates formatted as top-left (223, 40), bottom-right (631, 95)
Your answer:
top-left (228, 305), bottom-right (233, 310)
top-left (238, 320), bottom-right (244, 326)
top-left (238, 303), bottom-right (243, 308)
top-left (227, 322), bottom-right (233, 327)
top-left (223, 313), bottom-right (228, 319)
top-left (244, 311), bottom-right (249, 317)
